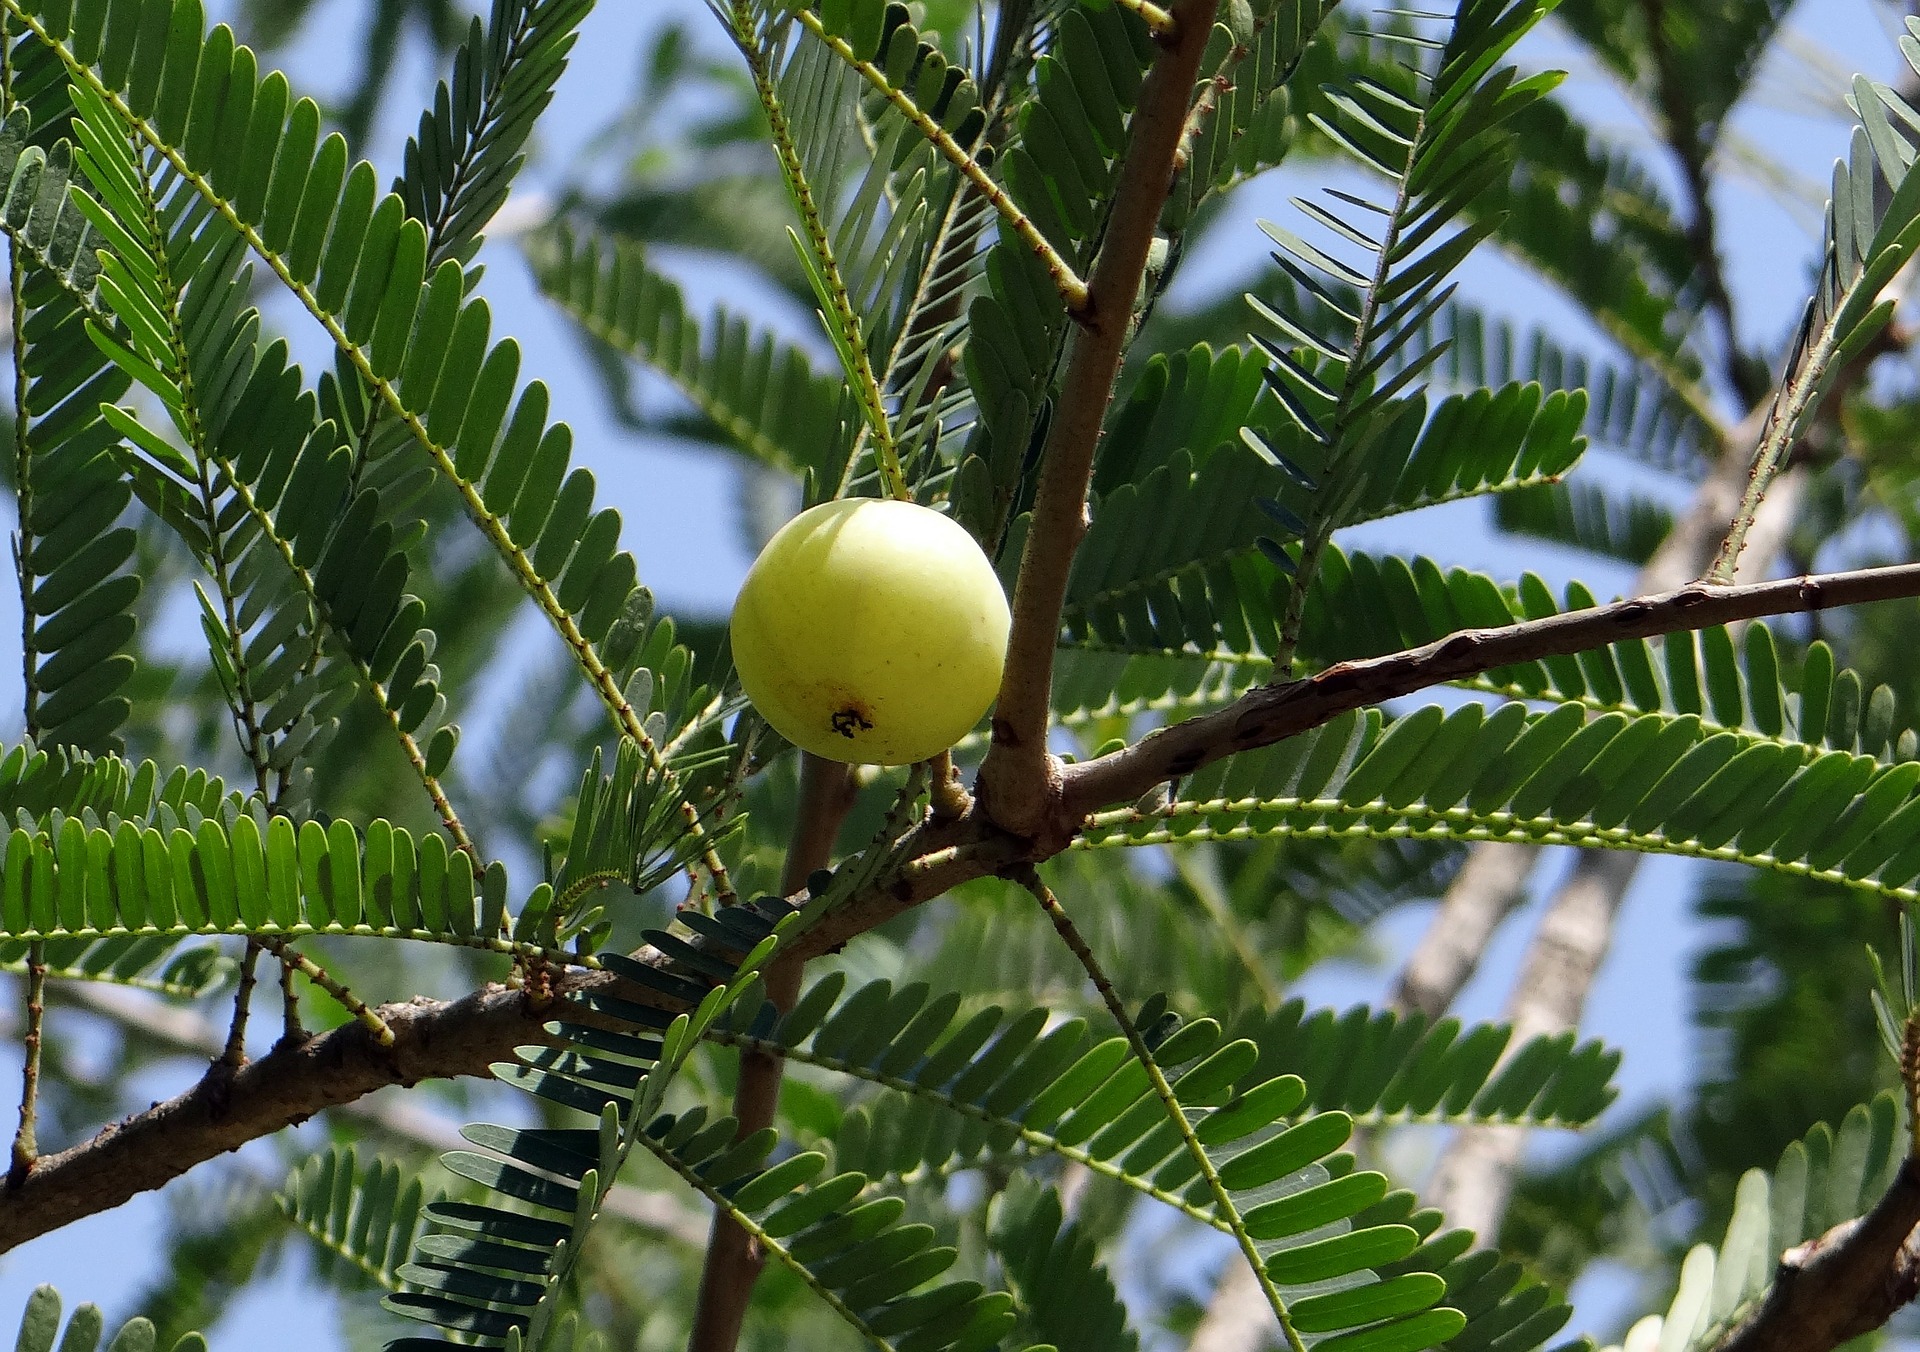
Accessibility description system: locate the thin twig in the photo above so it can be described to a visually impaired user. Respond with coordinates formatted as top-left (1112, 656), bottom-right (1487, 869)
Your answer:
top-left (1017, 866), bottom-right (1306, 1352)
top-left (5, 52), bottom-right (41, 1188)
top-left (7, 942), bottom-right (43, 1187)
top-left (261, 937), bottom-right (393, 1047)
top-left (277, 951), bottom-right (305, 1047)
top-left (688, 752), bottom-right (857, 1352)
top-left (221, 940), bottom-right (262, 1067)
top-left (1058, 558), bottom-right (1920, 818)
top-left (977, 0), bottom-right (1220, 839)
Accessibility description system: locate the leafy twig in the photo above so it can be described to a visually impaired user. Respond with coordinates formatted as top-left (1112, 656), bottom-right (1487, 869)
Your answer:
top-left (725, 2), bottom-right (907, 499)
top-left (1058, 558), bottom-right (1920, 817)
top-left (790, 8), bottom-right (1090, 318)
top-left (0, 3), bottom-right (739, 910)
top-left (221, 941), bottom-right (262, 1067)
top-left (1016, 865), bottom-right (1306, 1352)
top-left (261, 937), bottom-right (393, 1047)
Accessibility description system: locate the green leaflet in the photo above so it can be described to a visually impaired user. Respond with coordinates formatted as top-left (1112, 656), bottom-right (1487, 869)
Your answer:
top-left (0, 933), bottom-right (228, 995)
top-left (0, 94), bottom-right (140, 756)
top-left (717, 977), bottom-right (1615, 1201)
top-left (64, 76), bottom-right (362, 791)
top-left (6, 0), bottom-right (714, 831)
top-left (8, 1284), bottom-right (204, 1352)
top-left (1709, 48), bottom-right (1920, 576)
top-left (280, 1148), bottom-right (430, 1293)
top-left (1050, 537), bottom-right (1911, 760)
top-left (697, 992), bottom-right (1522, 1350)
top-left (1393, 297), bottom-right (1715, 476)
top-left (949, 2), bottom-right (1154, 545)
top-left (392, 0), bottom-right (591, 274)
top-left (787, 0), bottom-right (986, 151)
top-left (0, 800), bottom-right (542, 956)
top-left (1482, 90), bottom-right (1710, 408)
top-left (1495, 479), bottom-right (1673, 567)
top-left (991, 1176), bottom-right (1139, 1352)
top-left (1052, 359), bottom-right (1586, 657)
top-left (1248, 0), bottom-right (1562, 661)
top-left (638, 1114), bottom-right (1012, 1352)
top-left (0, 737), bottom-right (238, 822)
top-left (0, 740), bottom-right (568, 959)
top-left (1599, 1093), bottom-right (1906, 1352)
top-left (1161, 0), bottom-right (1337, 233)
top-left (528, 738), bottom-right (745, 954)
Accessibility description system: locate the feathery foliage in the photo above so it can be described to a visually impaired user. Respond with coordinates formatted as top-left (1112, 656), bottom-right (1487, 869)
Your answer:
top-left (0, 1), bottom-right (1918, 1350)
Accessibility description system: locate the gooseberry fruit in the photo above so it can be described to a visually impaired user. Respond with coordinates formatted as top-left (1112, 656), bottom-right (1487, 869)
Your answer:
top-left (729, 498), bottom-right (1012, 766)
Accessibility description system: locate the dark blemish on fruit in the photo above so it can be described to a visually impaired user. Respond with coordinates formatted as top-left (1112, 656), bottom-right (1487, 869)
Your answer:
top-left (831, 704), bottom-right (875, 738)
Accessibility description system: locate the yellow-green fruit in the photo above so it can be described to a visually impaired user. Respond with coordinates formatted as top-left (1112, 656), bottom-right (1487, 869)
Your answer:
top-left (730, 498), bottom-right (1011, 766)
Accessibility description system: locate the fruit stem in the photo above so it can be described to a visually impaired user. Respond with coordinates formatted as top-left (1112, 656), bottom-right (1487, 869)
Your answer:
top-left (928, 750), bottom-right (972, 822)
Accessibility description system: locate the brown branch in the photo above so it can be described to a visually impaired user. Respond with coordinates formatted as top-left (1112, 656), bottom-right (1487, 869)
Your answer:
top-left (1058, 559), bottom-right (1920, 817)
top-left (18, 555), bottom-right (1920, 1253)
top-left (977, 0), bottom-right (1219, 840)
top-left (1710, 1160), bottom-right (1920, 1352)
top-left (47, 979), bottom-right (710, 1246)
top-left (688, 753), bottom-right (857, 1352)
top-left (0, 810), bottom-right (1013, 1255)
top-left (0, 976), bottom-right (556, 1251)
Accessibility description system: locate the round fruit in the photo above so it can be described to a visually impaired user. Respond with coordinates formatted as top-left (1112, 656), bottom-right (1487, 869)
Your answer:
top-left (729, 498), bottom-right (1012, 766)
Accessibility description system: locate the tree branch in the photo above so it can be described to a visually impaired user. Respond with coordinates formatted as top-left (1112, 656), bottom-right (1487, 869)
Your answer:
top-left (0, 976), bottom-right (552, 1251)
top-left (1710, 1160), bottom-right (1920, 1352)
top-left (46, 980), bottom-right (710, 1248)
top-left (1058, 558), bottom-right (1920, 817)
top-left (977, 0), bottom-right (1219, 839)
top-left (688, 753), bottom-right (857, 1352)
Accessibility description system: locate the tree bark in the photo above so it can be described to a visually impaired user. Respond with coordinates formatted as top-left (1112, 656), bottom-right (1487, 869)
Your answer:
top-left (1421, 460), bottom-right (1805, 1234)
